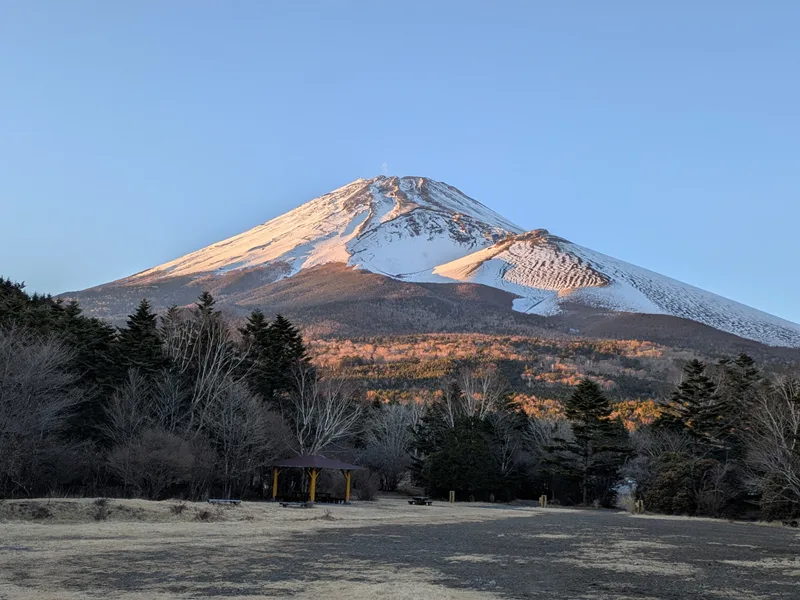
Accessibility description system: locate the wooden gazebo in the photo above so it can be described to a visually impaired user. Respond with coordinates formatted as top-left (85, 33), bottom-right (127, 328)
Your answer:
top-left (271, 454), bottom-right (364, 503)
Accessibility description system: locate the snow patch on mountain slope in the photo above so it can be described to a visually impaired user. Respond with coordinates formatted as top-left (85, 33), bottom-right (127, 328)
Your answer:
top-left (428, 232), bottom-right (800, 347)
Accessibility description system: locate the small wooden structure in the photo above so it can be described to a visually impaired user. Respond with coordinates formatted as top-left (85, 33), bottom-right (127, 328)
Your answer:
top-left (271, 454), bottom-right (364, 504)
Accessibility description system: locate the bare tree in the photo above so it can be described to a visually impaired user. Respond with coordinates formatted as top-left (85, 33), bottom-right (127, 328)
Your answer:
top-left (362, 402), bottom-right (420, 491)
top-left (631, 425), bottom-right (693, 459)
top-left (525, 417), bottom-right (572, 470)
top-left (151, 371), bottom-right (188, 433)
top-left (0, 328), bottom-right (84, 497)
top-left (103, 369), bottom-right (152, 447)
top-left (744, 377), bottom-right (800, 513)
top-left (208, 382), bottom-right (288, 498)
top-left (285, 363), bottom-right (364, 455)
top-left (486, 410), bottom-right (525, 479)
top-left (107, 428), bottom-right (194, 499)
top-left (161, 307), bottom-right (250, 433)
top-left (458, 365), bottom-right (507, 420)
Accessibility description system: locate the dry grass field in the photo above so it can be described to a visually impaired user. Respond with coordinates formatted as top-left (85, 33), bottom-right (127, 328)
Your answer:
top-left (1, 496), bottom-right (798, 599)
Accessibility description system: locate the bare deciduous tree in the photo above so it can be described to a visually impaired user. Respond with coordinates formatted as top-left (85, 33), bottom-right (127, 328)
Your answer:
top-left (285, 363), bottom-right (364, 455)
top-left (107, 428), bottom-right (194, 499)
top-left (209, 382), bottom-right (288, 498)
top-left (744, 377), bottom-right (800, 513)
top-left (458, 365), bottom-right (506, 421)
top-left (362, 402), bottom-right (421, 491)
top-left (0, 328), bottom-right (84, 497)
top-left (103, 369), bottom-right (152, 447)
top-left (161, 308), bottom-right (250, 433)
top-left (486, 410), bottom-right (525, 478)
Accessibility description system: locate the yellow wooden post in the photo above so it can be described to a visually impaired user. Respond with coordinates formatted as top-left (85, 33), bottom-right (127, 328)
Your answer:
top-left (272, 467), bottom-right (279, 499)
top-left (345, 470), bottom-right (352, 502)
top-left (309, 468), bottom-right (318, 503)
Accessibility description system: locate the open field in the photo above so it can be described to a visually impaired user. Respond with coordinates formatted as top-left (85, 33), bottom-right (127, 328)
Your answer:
top-left (1, 497), bottom-right (799, 599)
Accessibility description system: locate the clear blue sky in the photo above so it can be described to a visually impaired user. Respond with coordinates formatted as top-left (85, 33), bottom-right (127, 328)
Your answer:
top-left (2, 1), bottom-right (798, 322)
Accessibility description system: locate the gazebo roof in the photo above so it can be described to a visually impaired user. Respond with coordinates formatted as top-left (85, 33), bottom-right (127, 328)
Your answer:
top-left (273, 454), bottom-right (364, 470)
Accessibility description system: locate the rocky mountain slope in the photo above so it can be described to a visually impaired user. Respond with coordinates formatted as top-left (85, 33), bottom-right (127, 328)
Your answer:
top-left (65, 176), bottom-right (800, 348)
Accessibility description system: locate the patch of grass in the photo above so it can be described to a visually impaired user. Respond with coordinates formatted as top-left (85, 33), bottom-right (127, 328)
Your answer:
top-left (312, 509), bottom-right (337, 521)
top-left (169, 502), bottom-right (187, 516)
top-left (31, 503), bottom-right (52, 520)
top-left (194, 508), bottom-right (220, 522)
top-left (92, 498), bottom-right (110, 521)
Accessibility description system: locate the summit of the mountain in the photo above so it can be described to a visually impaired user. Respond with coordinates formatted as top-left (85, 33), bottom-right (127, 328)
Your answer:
top-left (68, 176), bottom-right (800, 349)
top-left (128, 176), bottom-right (522, 284)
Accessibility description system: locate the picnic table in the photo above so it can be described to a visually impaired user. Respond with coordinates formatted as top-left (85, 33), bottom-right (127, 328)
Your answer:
top-left (408, 496), bottom-right (433, 506)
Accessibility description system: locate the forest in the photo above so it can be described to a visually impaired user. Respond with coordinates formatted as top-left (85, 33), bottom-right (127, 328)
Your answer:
top-left (1, 277), bottom-right (799, 522)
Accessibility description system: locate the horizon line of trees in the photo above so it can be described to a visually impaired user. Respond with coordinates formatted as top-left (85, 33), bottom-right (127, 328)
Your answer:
top-left (1, 277), bottom-right (798, 521)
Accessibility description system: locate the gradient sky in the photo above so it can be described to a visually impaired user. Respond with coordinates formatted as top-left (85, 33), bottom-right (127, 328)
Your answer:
top-left (1, 2), bottom-right (798, 322)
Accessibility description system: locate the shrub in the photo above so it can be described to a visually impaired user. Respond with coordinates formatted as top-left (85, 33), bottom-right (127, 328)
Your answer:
top-left (107, 428), bottom-right (194, 500)
top-left (615, 488), bottom-right (638, 513)
top-left (194, 509), bottom-right (213, 522)
top-left (169, 502), bottom-right (187, 516)
top-left (92, 498), bottom-right (110, 521)
top-left (31, 503), bottom-right (52, 520)
top-left (355, 472), bottom-right (379, 501)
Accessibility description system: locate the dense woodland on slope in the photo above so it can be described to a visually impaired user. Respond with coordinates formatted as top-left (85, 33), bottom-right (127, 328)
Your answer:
top-left (1, 277), bottom-right (799, 522)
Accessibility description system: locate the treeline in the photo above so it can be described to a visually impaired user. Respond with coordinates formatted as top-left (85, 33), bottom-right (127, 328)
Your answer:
top-left (2, 277), bottom-right (799, 521)
top-left (0, 279), bottom-right (364, 499)
top-left (399, 355), bottom-right (799, 521)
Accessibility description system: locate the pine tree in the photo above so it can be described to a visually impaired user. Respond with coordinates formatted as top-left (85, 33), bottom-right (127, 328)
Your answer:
top-left (56, 300), bottom-right (119, 440)
top-left (550, 379), bottom-right (631, 505)
top-left (118, 299), bottom-right (166, 376)
top-left (715, 353), bottom-right (761, 457)
top-left (195, 291), bottom-right (217, 319)
top-left (243, 313), bottom-right (309, 402)
top-left (239, 309), bottom-right (271, 399)
top-left (657, 359), bottom-right (724, 453)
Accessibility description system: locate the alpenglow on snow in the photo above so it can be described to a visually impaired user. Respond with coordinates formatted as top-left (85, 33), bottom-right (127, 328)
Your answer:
top-left (105, 176), bottom-right (800, 347)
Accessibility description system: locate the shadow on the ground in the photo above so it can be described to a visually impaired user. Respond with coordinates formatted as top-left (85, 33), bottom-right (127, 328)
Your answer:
top-left (7, 510), bottom-right (800, 599)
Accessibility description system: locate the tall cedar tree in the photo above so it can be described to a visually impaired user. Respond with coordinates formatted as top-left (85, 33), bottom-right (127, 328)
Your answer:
top-left (420, 416), bottom-right (500, 500)
top-left (117, 299), bottom-right (166, 376)
top-left (657, 359), bottom-right (726, 454)
top-left (551, 379), bottom-right (630, 505)
top-left (241, 311), bottom-right (309, 402)
top-left (714, 354), bottom-right (761, 457)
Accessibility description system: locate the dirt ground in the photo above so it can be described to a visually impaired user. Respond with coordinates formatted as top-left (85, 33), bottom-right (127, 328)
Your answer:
top-left (1, 497), bottom-right (798, 599)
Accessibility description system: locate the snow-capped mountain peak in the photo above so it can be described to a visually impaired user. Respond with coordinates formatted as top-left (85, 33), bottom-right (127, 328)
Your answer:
top-left (130, 176), bottom-right (522, 283)
top-left (104, 176), bottom-right (800, 347)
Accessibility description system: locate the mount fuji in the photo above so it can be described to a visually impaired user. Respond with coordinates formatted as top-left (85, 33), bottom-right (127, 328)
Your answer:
top-left (66, 176), bottom-right (800, 349)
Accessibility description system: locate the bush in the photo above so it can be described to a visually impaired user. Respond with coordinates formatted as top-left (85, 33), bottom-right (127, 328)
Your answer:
top-left (194, 509), bottom-right (214, 522)
top-left (107, 428), bottom-right (194, 500)
top-left (169, 502), bottom-right (187, 516)
top-left (355, 472), bottom-right (379, 501)
top-left (31, 503), bottom-right (52, 520)
top-left (614, 488), bottom-right (638, 513)
top-left (92, 498), bottom-right (110, 521)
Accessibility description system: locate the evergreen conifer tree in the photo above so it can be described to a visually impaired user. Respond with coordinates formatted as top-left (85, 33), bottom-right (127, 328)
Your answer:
top-left (550, 379), bottom-right (631, 505)
top-left (243, 313), bottom-right (309, 402)
top-left (657, 359), bottom-right (724, 453)
top-left (118, 299), bottom-right (166, 376)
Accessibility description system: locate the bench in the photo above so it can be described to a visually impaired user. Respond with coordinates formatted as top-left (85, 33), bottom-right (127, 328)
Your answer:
top-left (408, 496), bottom-right (433, 506)
top-left (208, 499), bottom-right (241, 505)
top-left (279, 501), bottom-right (313, 509)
